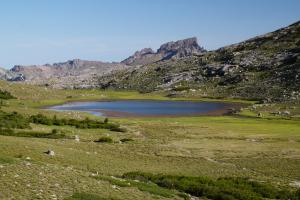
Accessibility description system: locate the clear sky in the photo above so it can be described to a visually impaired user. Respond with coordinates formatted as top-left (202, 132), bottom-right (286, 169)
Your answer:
top-left (0, 0), bottom-right (299, 68)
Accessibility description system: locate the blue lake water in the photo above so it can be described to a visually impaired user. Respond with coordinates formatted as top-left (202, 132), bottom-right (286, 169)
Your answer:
top-left (48, 100), bottom-right (230, 117)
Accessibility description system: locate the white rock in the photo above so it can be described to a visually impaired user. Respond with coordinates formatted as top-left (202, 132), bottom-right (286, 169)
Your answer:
top-left (290, 181), bottom-right (300, 188)
top-left (75, 135), bottom-right (80, 142)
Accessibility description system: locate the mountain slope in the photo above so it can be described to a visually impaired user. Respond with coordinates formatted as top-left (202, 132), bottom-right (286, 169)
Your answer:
top-left (98, 21), bottom-right (300, 102)
top-left (7, 59), bottom-right (130, 89)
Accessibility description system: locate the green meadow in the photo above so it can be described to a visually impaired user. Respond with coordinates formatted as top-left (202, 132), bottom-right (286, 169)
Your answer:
top-left (0, 81), bottom-right (300, 200)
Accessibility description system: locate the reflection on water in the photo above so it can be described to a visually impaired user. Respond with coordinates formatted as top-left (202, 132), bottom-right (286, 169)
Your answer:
top-left (48, 100), bottom-right (229, 117)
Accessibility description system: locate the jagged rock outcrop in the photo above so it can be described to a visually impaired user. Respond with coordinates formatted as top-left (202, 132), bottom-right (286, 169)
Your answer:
top-left (121, 37), bottom-right (206, 66)
top-left (157, 37), bottom-right (205, 59)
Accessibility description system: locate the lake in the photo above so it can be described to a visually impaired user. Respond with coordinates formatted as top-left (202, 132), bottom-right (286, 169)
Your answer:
top-left (48, 100), bottom-right (232, 117)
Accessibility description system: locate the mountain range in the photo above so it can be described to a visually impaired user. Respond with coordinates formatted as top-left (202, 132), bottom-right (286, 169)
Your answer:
top-left (0, 37), bottom-right (205, 89)
top-left (1, 21), bottom-right (299, 102)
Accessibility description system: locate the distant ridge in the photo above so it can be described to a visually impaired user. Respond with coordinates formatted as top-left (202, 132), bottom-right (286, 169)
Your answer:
top-left (1, 37), bottom-right (206, 89)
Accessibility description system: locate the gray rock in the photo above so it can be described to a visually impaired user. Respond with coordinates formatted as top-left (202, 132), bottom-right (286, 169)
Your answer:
top-left (282, 110), bottom-right (291, 115)
top-left (45, 150), bottom-right (55, 156)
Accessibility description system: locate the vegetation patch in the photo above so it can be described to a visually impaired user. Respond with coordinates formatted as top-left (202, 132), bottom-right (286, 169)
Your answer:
top-left (94, 175), bottom-right (176, 198)
top-left (0, 128), bottom-right (67, 139)
top-left (0, 111), bottom-right (30, 129)
top-left (64, 192), bottom-right (116, 200)
top-left (120, 138), bottom-right (134, 143)
top-left (29, 114), bottom-right (125, 132)
top-left (0, 89), bottom-right (15, 100)
top-left (0, 155), bottom-right (15, 164)
top-left (94, 136), bottom-right (113, 143)
top-left (123, 172), bottom-right (300, 200)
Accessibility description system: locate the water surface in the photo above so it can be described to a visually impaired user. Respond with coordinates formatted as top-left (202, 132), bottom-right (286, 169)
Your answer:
top-left (48, 100), bottom-right (231, 117)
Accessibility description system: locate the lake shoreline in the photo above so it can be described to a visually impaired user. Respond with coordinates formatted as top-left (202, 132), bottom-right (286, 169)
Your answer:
top-left (46, 100), bottom-right (246, 118)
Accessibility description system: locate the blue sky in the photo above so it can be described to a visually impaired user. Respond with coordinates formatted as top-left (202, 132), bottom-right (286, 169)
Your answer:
top-left (0, 0), bottom-right (299, 68)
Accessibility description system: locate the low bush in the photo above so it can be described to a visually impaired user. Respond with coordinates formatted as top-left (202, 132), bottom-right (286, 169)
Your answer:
top-left (0, 128), bottom-right (66, 139)
top-left (123, 172), bottom-right (300, 200)
top-left (0, 111), bottom-right (30, 129)
top-left (104, 118), bottom-right (108, 123)
top-left (29, 114), bottom-right (125, 132)
top-left (0, 90), bottom-right (15, 100)
top-left (120, 138), bottom-right (134, 143)
top-left (93, 175), bottom-right (175, 198)
top-left (214, 50), bottom-right (234, 63)
top-left (108, 126), bottom-right (126, 132)
top-left (94, 136), bottom-right (113, 143)
top-left (172, 86), bottom-right (190, 92)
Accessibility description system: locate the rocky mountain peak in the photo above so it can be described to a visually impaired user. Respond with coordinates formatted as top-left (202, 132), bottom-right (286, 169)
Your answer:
top-left (158, 37), bottom-right (202, 53)
top-left (135, 48), bottom-right (155, 56)
top-left (121, 37), bottom-right (206, 66)
top-left (158, 37), bottom-right (205, 60)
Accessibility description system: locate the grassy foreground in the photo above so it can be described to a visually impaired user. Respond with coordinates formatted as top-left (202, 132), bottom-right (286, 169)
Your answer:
top-left (0, 81), bottom-right (300, 199)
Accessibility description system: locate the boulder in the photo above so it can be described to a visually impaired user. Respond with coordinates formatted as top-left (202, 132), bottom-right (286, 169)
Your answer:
top-left (45, 150), bottom-right (55, 156)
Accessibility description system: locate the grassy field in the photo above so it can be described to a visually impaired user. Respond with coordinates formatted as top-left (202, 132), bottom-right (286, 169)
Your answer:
top-left (0, 81), bottom-right (300, 199)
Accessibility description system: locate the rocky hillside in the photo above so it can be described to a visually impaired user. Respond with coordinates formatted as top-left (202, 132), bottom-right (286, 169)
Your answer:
top-left (121, 37), bottom-right (206, 66)
top-left (5, 59), bottom-right (130, 89)
top-left (98, 21), bottom-right (300, 102)
top-left (1, 38), bottom-right (205, 89)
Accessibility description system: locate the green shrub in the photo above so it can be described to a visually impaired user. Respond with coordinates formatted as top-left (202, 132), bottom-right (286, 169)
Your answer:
top-left (123, 172), bottom-right (299, 200)
top-left (29, 114), bottom-right (125, 132)
top-left (29, 114), bottom-right (53, 125)
top-left (0, 128), bottom-right (66, 139)
top-left (51, 129), bottom-right (59, 134)
top-left (0, 111), bottom-right (30, 129)
top-left (104, 118), bottom-right (109, 123)
top-left (0, 90), bottom-right (15, 99)
top-left (108, 126), bottom-right (126, 132)
top-left (93, 175), bottom-right (175, 198)
top-left (120, 138), bottom-right (134, 143)
top-left (214, 50), bottom-right (234, 63)
top-left (94, 136), bottom-right (113, 143)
